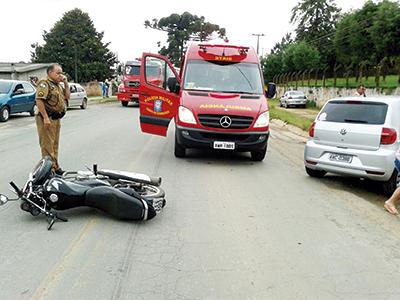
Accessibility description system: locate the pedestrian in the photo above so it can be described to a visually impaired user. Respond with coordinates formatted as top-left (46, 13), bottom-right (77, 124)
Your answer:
top-left (108, 78), bottom-right (113, 98)
top-left (354, 84), bottom-right (366, 97)
top-left (105, 78), bottom-right (110, 98)
top-left (30, 76), bottom-right (39, 87)
top-left (101, 80), bottom-right (107, 98)
top-left (35, 63), bottom-right (70, 175)
top-left (384, 189), bottom-right (400, 215)
top-left (384, 151), bottom-right (400, 215)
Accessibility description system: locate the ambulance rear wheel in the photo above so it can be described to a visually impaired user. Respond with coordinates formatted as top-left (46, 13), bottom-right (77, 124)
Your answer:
top-left (174, 136), bottom-right (186, 158)
top-left (121, 101), bottom-right (128, 107)
top-left (250, 148), bottom-right (266, 161)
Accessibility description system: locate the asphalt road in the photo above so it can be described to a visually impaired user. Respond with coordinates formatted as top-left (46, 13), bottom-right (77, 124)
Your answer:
top-left (1, 102), bottom-right (400, 300)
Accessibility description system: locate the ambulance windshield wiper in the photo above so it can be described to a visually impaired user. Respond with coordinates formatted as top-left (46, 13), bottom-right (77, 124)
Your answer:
top-left (219, 90), bottom-right (255, 94)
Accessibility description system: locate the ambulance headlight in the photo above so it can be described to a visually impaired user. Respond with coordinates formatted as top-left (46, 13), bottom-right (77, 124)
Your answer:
top-left (178, 106), bottom-right (196, 124)
top-left (254, 111), bottom-right (269, 128)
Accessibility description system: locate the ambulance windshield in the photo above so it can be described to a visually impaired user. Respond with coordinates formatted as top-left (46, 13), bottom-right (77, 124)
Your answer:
top-left (125, 65), bottom-right (140, 76)
top-left (183, 60), bottom-right (264, 95)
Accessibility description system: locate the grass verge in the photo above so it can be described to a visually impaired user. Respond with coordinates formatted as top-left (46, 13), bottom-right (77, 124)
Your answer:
top-left (88, 96), bottom-right (118, 104)
top-left (269, 99), bottom-right (314, 132)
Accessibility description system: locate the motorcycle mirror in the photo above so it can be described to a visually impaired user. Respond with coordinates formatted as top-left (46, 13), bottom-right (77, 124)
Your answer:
top-left (0, 194), bottom-right (9, 206)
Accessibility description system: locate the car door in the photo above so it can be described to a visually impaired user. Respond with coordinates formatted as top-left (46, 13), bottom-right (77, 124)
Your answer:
top-left (281, 92), bottom-right (287, 105)
top-left (9, 83), bottom-right (27, 113)
top-left (69, 84), bottom-right (78, 106)
top-left (22, 82), bottom-right (35, 111)
top-left (76, 85), bottom-right (85, 104)
top-left (138, 53), bottom-right (181, 137)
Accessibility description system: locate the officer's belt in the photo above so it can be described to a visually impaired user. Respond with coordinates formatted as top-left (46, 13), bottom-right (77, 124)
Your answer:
top-left (44, 110), bottom-right (65, 120)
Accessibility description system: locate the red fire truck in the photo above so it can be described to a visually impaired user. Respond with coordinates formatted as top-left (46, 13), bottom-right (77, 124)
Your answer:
top-left (117, 61), bottom-right (141, 107)
top-left (137, 42), bottom-right (276, 161)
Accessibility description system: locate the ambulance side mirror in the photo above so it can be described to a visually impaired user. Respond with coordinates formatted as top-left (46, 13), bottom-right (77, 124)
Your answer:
top-left (266, 82), bottom-right (276, 99)
top-left (167, 77), bottom-right (180, 94)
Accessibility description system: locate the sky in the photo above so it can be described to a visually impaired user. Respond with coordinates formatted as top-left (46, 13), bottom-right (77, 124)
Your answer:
top-left (0, 0), bottom-right (367, 63)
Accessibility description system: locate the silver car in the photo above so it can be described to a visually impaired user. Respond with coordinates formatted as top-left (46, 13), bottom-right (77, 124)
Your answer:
top-left (66, 83), bottom-right (88, 109)
top-left (280, 90), bottom-right (307, 108)
top-left (304, 96), bottom-right (400, 195)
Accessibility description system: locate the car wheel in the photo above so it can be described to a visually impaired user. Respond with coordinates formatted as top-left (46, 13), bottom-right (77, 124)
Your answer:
top-left (80, 98), bottom-right (88, 109)
top-left (29, 104), bottom-right (38, 116)
top-left (251, 148), bottom-right (267, 161)
top-left (121, 101), bottom-right (128, 107)
top-left (174, 135), bottom-right (186, 158)
top-left (305, 166), bottom-right (326, 178)
top-left (279, 101), bottom-right (283, 107)
top-left (0, 106), bottom-right (10, 122)
top-left (382, 169), bottom-right (399, 197)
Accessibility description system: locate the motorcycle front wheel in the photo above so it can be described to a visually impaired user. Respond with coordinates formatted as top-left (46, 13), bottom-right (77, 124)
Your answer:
top-left (138, 184), bottom-right (165, 200)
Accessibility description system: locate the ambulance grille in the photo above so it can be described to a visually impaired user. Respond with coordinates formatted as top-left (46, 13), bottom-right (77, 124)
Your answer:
top-left (198, 114), bottom-right (253, 129)
top-left (126, 81), bottom-right (139, 88)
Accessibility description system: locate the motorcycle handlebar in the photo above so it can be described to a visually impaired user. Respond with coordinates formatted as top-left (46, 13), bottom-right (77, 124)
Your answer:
top-left (9, 181), bottom-right (22, 197)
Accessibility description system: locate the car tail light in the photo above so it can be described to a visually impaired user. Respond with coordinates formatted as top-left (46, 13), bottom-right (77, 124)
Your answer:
top-left (380, 128), bottom-right (397, 145)
top-left (309, 122), bottom-right (316, 137)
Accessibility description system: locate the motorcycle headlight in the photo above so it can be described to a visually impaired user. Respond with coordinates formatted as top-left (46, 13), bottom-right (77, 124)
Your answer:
top-left (254, 111), bottom-right (269, 128)
top-left (178, 106), bottom-right (196, 124)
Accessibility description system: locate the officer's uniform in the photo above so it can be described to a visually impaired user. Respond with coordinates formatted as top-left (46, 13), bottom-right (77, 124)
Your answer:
top-left (35, 77), bottom-right (66, 171)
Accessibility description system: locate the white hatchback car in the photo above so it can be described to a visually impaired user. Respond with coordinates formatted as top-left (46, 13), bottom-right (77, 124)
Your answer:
top-left (304, 96), bottom-right (400, 195)
top-left (280, 90), bottom-right (307, 108)
top-left (66, 83), bottom-right (88, 109)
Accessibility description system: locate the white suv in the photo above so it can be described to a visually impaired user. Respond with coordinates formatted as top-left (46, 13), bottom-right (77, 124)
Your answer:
top-left (304, 96), bottom-right (400, 195)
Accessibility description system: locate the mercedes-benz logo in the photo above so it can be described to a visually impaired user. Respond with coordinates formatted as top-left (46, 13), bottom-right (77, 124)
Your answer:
top-left (220, 116), bottom-right (232, 128)
top-left (340, 128), bottom-right (347, 135)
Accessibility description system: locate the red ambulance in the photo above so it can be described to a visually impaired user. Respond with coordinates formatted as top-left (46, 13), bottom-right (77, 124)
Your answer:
top-left (138, 43), bottom-right (276, 161)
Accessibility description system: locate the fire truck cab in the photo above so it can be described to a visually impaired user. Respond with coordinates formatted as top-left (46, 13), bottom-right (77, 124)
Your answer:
top-left (138, 42), bottom-right (276, 161)
top-left (118, 61), bottom-right (141, 107)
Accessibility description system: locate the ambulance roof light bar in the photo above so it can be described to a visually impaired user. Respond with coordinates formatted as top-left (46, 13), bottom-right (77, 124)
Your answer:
top-left (198, 44), bottom-right (250, 55)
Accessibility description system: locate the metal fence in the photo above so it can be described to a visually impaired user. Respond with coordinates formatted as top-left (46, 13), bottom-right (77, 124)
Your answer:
top-left (272, 58), bottom-right (400, 89)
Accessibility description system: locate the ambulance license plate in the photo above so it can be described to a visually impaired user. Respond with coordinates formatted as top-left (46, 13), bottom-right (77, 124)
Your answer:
top-left (213, 141), bottom-right (235, 150)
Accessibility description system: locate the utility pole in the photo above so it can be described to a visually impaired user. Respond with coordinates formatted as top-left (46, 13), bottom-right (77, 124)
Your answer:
top-left (74, 44), bottom-right (78, 83)
top-left (252, 33), bottom-right (265, 55)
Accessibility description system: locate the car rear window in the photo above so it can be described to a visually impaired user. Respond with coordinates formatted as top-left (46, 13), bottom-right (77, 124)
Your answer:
top-left (318, 101), bottom-right (388, 125)
top-left (0, 81), bottom-right (12, 94)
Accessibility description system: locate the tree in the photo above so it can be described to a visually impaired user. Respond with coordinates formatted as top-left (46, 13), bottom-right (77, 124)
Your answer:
top-left (31, 8), bottom-right (118, 82)
top-left (334, 1), bottom-right (379, 67)
top-left (291, 0), bottom-right (340, 67)
top-left (283, 41), bottom-right (321, 72)
top-left (370, 0), bottom-right (400, 61)
top-left (270, 33), bottom-right (293, 55)
top-left (261, 53), bottom-right (285, 83)
top-left (145, 12), bottom-right (226, 66)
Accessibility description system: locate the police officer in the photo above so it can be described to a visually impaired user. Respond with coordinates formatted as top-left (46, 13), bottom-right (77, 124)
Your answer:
top-left (35, 63), bottom-right (70, 175)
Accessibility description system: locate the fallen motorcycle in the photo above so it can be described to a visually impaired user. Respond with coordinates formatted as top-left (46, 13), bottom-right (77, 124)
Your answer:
top-left (0, 157), bottom-right (166, 230)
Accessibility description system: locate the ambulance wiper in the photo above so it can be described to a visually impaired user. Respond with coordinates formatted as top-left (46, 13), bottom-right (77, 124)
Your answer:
top-left (219, 90), bottom-right (255, 95)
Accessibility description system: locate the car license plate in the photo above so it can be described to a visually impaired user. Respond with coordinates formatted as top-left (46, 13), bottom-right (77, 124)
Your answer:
top-left (213, 141), bottom-right (235, 150)
top-left (329, 153), bottom-right (352, 163)
top-left (131, 93), bottom-right (139, 98)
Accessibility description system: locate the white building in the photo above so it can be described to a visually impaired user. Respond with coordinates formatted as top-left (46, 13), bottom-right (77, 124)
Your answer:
top-left (0, 63), bottom-right (53, 81)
